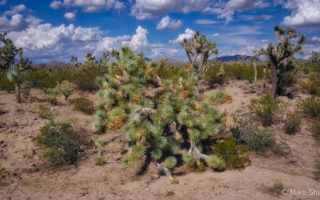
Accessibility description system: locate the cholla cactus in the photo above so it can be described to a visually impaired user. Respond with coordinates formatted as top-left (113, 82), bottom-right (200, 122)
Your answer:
top-left (256, 25), bottom-right (305, 99)
top-left (182, 31), bottom-right (218, 73)
top-left (93, 47), bottom-right (224, 181)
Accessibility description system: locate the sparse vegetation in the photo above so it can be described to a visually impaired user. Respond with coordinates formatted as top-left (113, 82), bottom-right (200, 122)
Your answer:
top-left (36, 122), bottom-right (87, 167)
top-left (249, 94), bottom-right (280, 126)
top-left (212, 138), bottom-right (249, 168)
top-left (56, 80), bottom-right (75, 101)
top-left (231, 114), bottom-right (278, 153)
top-left (69, 97), bottom-right (94, 114)
top-left (38, 105), bottom-right (55, 120)
top-left (284, 112), bottom-right (301, 134)
top-left (299, 96), bottom-right (320, 118)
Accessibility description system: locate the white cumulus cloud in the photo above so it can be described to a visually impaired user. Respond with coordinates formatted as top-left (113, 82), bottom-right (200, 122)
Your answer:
top-left (131, 0), bottom-right (211, 20)
top-left (204, 0), bottom-right (269, 23)
top-left (282, 0), bottom-right (320, 26)
top-left (64, 12), bottom-right (76, 21)
top-left (157, 16), bottom-right (182, 30)
top-left (50, 0), bottom-right (125, 12)
top-left (169, 28), bottom-right (195, 44)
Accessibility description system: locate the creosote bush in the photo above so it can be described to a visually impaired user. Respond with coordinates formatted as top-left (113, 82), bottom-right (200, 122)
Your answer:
top-left (284, 112), bottom-right (300, 134)
top-left (69, 97), bottom-right (94, 115)
top-left (36, 122), bottom-right (87, 167)
top-left (38, 105), bottom-right (55, 120)
top-left (299, 96), bottom-right (320, 119)
top-left (301, 72), bottom-right (320, 96)
top-left (231, 114), bottom-right (278, 153)
top-left (213, 138), bottom-right (249, 168)
top-left (249, 94), bottom-right (279, 126)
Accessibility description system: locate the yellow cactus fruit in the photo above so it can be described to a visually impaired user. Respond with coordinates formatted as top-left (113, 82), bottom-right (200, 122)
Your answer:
top-left (115, 116), bottom-right (124, 128)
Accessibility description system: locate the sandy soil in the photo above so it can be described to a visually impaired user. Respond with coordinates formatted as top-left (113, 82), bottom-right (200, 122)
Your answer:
top-left (1, 80), bottom-right (320, 200)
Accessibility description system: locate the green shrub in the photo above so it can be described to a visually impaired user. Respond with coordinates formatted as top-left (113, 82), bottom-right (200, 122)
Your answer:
top-left (213, 138), bottom-right (249, 168)
top-left (36, 122), bottom-right (87, 167)
top-left (21, 82), bottom-right (32, 101)
top-left (284, 112), bottom-right (301, 134)
top-left (93, 156), bottom-right (104, 166)
top-left (202, 65), bottom-right (225, 85)
top-left (56, 80), bottom-right (75, 101)
top-left (224, 62), bottom-right (264, 82)
top-left (0, 71), bottom-right (15, 92)
top-left (43, 88), bottom-right (60, 105)
top-left (231, 114), bottom-right (277, 153)
top-left (69, 97), bottom-right (94, 114)
top-left (301, 73), bottom-right (320, 96)
top-left (299, 96), bottom-right (320, 118)
top-left (246, 129), bottom-right (276, 153)
top-left (38, 105), bottom-right (55, 120)
top-left (205, 155), bottom-right (226, 171)
top-left (278, 72), bottom-right (296, 95)
top-left (311, 119), bottom-right (320, 140)
top-left (206, 90), bottom-right (225, 104)
top-left (250, 94), bottom-right (279, 126)
top-left (73, 69), bottom-right (100, 92)
top-left (24, 69), bottom-right (57, 89)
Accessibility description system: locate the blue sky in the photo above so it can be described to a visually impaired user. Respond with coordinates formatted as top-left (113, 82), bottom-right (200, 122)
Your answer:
top-left (0, 0), bottom-right (320, 63)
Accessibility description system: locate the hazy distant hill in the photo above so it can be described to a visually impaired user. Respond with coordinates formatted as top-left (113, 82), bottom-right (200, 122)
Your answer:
top-left (214, 55), bottom-right (258, 62)
top-left (46, 61), bottom-right (66, 67)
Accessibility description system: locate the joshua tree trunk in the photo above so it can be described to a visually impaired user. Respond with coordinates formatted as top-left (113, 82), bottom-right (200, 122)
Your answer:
top-left (16, 82), bottom-right (21, 103)
top-left (270, 64), bottom-right (278, 100)
top-left (253, 58), bottom-right (257, 85)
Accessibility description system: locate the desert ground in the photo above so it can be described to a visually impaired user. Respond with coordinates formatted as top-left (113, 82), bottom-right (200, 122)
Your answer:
top-left (1, 79), bottom-right (319, 200)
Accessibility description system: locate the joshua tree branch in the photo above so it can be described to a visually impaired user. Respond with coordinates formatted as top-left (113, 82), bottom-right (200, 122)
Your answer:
top-left (189, 142), bottom-right (208, 160)
top-left (154, 161), bottom-right (172, 177)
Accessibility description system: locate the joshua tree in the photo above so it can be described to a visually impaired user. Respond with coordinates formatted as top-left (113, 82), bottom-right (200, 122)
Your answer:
top-left (0, 33), bottom-right (19, 70)
top-left (70, 56), bottom-right (79, 67)
top-left (251, 56), bottom-right (257, 85)
top-left (256, 25), bottom-right (305, 99)
top-left (182, 31), bottom-right (218, 73)
top-left (92, 47), bottom-right (225, 182)
top-left (7, 48), bottom-right (32, 103)
top-left (97, 52), bottom-right (110, 71)
top-left (85, 52), bottom-right (95, 64)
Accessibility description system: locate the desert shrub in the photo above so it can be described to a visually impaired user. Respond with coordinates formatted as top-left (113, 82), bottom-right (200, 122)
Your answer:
top-left (72, 69), bottom-right (100, 92)
top-left (93, 156), bottom-right (104, 166)
top-left (301, 73), bottom-right (320, 96)
top-left (284, 112), bottom-right (301, 134)
top-left (36, 122), bottom-right (86, 167)
top-left (205, 155), bottom-right (226, 171)
top-left (202, 65), bottom-right (225, 85)
top-left (249, 94), bottom-right (279, 126)
top-left (311, 119), bottom-right (320, 140)
top-left (261, 181), bottom-right (285, 197)
top-left (21, 81), bottom-right (32, 101)
top-left (278, 72), bottom-right (296, 95)
top-left (38, 105), bottom-right (55, 120)
top-left (0, 71), bottom-right (15, 92)
top-left (51, 66), bottom-right (74, 83)
top-left (224, 62), bottom-right (264, 82)
top-left (43, 88), bottom-right (60, 105)
top-left (56, 80), bottom-right (75, 101)
top-left (206, 90), bottom-right (225, 104)
top-left (314, 150), bottom-right (320, 181)
top-left (212, 138), bottom-right (249, 168)
top-left (69, 97), bottom-right (94, 114)
top-left (299, 96), bottom-right (320, 118)
top-left (231, 114), bottom-right (277, 153)
top-left (24, 69), bottom-right (57, 89)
